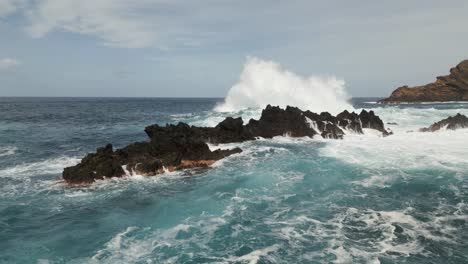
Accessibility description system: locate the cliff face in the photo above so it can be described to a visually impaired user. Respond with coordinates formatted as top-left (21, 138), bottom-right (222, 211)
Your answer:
top-left (379, 60), bottom-right (468, 103)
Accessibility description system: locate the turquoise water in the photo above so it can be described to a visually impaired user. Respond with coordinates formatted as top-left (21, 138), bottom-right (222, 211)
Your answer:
top-left (0, 97), bottom-right (467, 263)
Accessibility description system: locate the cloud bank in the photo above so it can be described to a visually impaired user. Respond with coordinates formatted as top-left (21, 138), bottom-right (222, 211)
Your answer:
top-left (25, 0), bottom-right (156, 48)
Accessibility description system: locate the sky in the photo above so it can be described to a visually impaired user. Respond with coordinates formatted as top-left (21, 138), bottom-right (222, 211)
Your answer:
top-left (0, 0), bottom-right (467, 97)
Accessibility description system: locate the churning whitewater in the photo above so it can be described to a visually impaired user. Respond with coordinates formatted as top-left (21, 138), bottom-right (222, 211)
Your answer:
top-left (0, 60), bottom-right (467, 263)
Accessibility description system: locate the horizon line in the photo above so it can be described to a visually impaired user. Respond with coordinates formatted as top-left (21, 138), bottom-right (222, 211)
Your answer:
top-left (0, 95), bottom-right (386, 99)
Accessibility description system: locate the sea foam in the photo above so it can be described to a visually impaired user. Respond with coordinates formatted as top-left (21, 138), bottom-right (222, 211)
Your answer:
top-left (0, 146), bottom-right (17, 157)
top-left (319, 108), bottom-right (468, 174)
top-left (0, 156), bottom-right (81, 178)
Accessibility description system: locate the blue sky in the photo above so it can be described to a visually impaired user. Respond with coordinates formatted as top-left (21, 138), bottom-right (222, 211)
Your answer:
top-left (0, 0), bottom-right (467, 97)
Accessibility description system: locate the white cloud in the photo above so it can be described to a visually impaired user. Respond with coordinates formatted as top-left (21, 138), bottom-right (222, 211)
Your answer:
top-left (0, 58), bottom-right (21, 70)
top-left (0, 0), bottom-right (25, 17)
top-left (25, 0), bottom-right (157, 48)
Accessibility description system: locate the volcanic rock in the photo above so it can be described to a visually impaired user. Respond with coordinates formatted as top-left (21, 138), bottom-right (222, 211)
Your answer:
top-left (379, 60), bottom-right (468, 103)
top-left (63, 105), bottom-right (390, 185)
top-left (63, 144), bottom-right (125, 184)
top-left (419, 113), bottom-right (468, 132)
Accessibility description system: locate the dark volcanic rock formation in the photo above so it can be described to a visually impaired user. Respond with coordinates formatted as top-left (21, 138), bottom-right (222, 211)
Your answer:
top-left (63, 144), bottom-right (125, 185)
top-left (419, 113), bottom-right (468, 132)
top-left (63, 105), bottom-right (390, 185)
top-left (379, 60), bottom-right (468, 103)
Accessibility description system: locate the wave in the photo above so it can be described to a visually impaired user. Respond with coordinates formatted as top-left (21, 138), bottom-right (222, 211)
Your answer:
top-left (0, 156), bottom-right (81, 178)
top-left (215, 57), bottom-right (353, 114)
top-left (90, 216), bottom-right (230, 263)
top-left (316, 106), bottom-right (468, 176)
top-left (320, 128), bottom-right (468, 174)
top-left (228, 244), bottom-right (279, 263)
top-left (88, 184), bottom-right (467, 263)
top-left (0, 146), bottom-right (17, 157)
top-left (371, 107), bottom-right (468, 132)
top-left (268, 201), bottom-right (467, 262)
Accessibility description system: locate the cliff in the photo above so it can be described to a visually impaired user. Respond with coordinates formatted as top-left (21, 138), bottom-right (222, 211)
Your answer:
top-left (379, 60), bottom-right (468, 103)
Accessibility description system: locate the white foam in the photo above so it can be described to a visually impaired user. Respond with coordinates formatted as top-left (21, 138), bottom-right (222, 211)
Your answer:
top-left (352, 175), bottom-right (393, 188)
top-left (328, 246), bottom-right (353, 264)
top-left (206, 142), bottom-right (242, 152)
top-left (269, 205), bottom-right (463, 262)
top-left (0, 146), bottom-right (17, 157)
top-left (305, 117), bottom-right (320, 133)
top-left (319, 106), bottom-right (468, 174)
top-left (370, 106), bottom-right (468, 133)
top-left (91, 213), bottom-right (229, 263)
top-left (215, 57), bottom-right (353, 115)
top-left (229, 244), bottom-right (279, 264)
top-left (321, 128), bottom-right (468, 173)
top-left (0, 156), bottom-right (81, 178)
top-left (170, 113), bottom-right (194, 118)
top-left (91, 226), bottom-right (154, 264)
top-left (266, 135), bottom-right (318, 144)
top-left (361, 128), bottom-right (384, 137)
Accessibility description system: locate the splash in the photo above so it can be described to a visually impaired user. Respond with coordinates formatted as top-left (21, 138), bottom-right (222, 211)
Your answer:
top-left (215, 57), bottom-right (352, 114)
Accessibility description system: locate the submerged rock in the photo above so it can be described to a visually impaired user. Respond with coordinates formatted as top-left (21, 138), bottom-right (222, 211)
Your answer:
top-left (379, 60), bottom-right (468, 103)
top-left (63, 105), bottom-right (390, 185)
top-left (420, 113), bottom-right (468, 132)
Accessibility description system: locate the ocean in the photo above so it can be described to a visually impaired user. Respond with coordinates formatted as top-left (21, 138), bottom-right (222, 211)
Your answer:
top-left (0, 97), bottom-right (467, 263)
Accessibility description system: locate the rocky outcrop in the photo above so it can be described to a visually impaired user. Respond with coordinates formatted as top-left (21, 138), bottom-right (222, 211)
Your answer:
top-left (379, 60), bottom-right (468, 103)
top-left (62, 105), bottom-right (390, 185)
top-left (420, 113), bottom-right (468, 132)
top-left (63, 144), bottom-right (125, 185)
top-left (64, 123), bottom-right (242, 184)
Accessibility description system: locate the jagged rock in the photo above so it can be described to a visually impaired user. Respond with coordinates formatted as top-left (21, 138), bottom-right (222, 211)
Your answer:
top-left (203, 117), bottom-right (255, 143)
top-left (63, 105), bottom-right (390, 185)
top-left (63, 144), bottom-right (125, 184)
top-left (379, 60), bottom-right (468, 103)
top-left (420, 113), bottom-right (468, 132)
top-left (245, 105), bottom-right (317, 139)
top-left (358, 110), bottom-right (390, 135)
top-left (336, 110), bottom-right (363, 134)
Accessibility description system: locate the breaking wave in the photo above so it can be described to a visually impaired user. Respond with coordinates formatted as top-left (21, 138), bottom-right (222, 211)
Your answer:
top-left (215, 57), bottom-right (352, 114)
top-left (0, 146), bottom-right (17, 157)
top-left (0, 156), bottom-right (81, 178)
top-left (319, 107), bottom-right (468, 175)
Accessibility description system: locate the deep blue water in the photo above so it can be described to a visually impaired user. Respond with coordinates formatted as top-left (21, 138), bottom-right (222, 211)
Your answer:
top-left (0, 97), bottom-right (467, 263)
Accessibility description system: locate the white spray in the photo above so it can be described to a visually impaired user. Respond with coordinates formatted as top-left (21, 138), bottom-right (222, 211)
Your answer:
top-left (215, 57), bottom-right (353, 114)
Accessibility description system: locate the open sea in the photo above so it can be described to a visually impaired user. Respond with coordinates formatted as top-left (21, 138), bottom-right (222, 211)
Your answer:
top-left (0, 97), bottom-right (467, 263)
